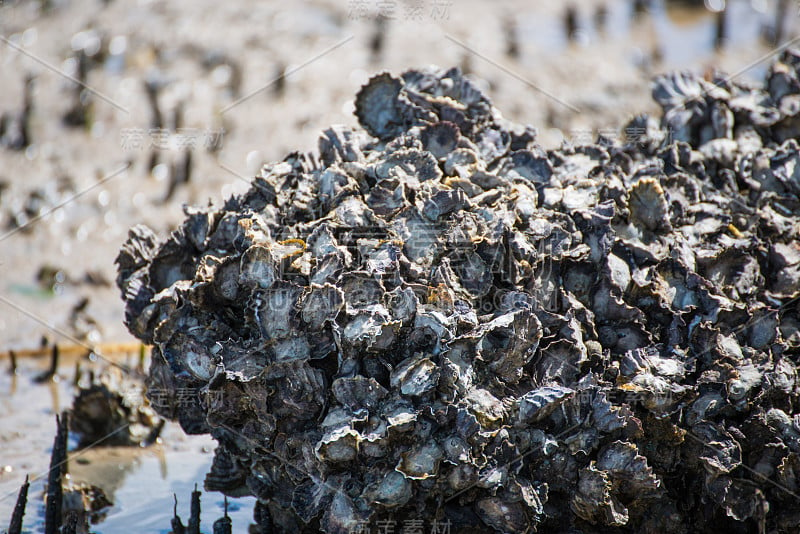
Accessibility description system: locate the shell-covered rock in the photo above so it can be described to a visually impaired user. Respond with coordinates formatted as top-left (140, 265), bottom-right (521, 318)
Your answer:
top-left (118, 60), bottom-right (800, 533)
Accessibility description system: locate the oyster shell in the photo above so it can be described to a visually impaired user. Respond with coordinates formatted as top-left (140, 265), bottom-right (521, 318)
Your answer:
top-left (116, 59), bottom-right (800, 532)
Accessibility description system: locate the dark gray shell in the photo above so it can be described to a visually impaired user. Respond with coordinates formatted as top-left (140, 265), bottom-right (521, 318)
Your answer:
top-left (354, 73), bottom-right (406, 140)
top-left (116, 57), bottom-right (800, 533)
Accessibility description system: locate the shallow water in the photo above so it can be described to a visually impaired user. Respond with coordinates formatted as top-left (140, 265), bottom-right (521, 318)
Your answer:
top-left (525, 0), bottom-right (780, 78)
top-left (69, 444), bottom-right (256, 533)
top-left (0, 353), bottom-right (255, 533)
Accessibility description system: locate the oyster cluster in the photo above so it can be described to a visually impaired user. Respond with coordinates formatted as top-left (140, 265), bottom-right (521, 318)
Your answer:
top-left (117, 52), bottom-right (800, 533)
top-left (70, 367), bottom-right (163, 448)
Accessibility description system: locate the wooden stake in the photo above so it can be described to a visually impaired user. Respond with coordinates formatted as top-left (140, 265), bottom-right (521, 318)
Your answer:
top-left (213, 496), bottom-right (232, 534)
top-left (7, 349), bottom-right (17, 375)
top-left (188, 484), bottom-right (201, 534)
top-left (34, 344), bottom-right (59, 383)
top-left (7, 474), bottom-right (29, 534)
top-left (171, 493), bottom-right (186, 534)
top-left (44, 412), bottom-right (68, 533)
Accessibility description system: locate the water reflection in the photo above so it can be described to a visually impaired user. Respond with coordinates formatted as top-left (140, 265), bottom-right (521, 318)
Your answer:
top-left (519, 0), bottom-right (790, 80)
top-left (0, 354), bottom-right (255, 533)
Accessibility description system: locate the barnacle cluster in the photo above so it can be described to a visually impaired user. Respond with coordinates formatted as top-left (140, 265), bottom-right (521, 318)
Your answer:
top-left (117, 52), bottom-right (800, 532)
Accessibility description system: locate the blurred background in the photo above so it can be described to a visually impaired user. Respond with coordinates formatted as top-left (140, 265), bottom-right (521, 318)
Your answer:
top-left (0, 0), bottom-right (797, 530)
